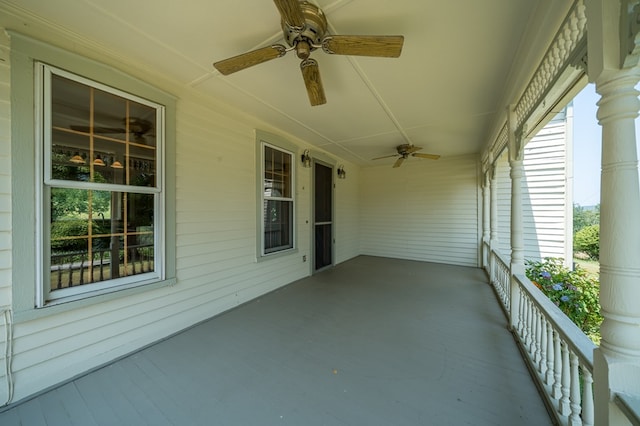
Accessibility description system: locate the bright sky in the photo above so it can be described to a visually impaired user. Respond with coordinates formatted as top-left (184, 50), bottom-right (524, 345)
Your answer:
top-left (572, 84), bottom-right (601, 207)
top-left (572, 83), bottom-right (640, 207)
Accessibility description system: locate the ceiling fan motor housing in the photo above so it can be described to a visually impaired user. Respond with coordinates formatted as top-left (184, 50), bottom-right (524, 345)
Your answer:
top-left (397, 144), bottom-right (413, 156)
top-left (282, 2), bottom-right (327, 51)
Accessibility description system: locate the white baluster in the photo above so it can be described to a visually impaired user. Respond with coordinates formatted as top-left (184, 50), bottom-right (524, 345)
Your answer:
top-left (569, 352), bottom-right (581, 425)
top-left (526, 299), bottom-right (534, 355)
top-left (506, 270), bottom-right (512, 309)
top-left (552, 331), bottom-right (562, 400)
top-left (534, 307), bottom-right (542, 366)
top-left (560, 341), bottom-right (571, 415)
top-left (539, 316), bottom-right (547, 376)
top-left (522, 297), bottom-right (530, 349)
top-left (581, 368), bottom-right (594, 426)
top-left (545, 321), bottom-right (555, 386)
top-left (499, 269), bottom-right (504, 304)
top-left (529, 303), bottom-right (538, 365)
top-left (520, 292), bottom-right (527, 340)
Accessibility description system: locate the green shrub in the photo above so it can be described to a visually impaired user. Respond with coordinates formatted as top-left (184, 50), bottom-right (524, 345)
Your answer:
top-left (526, 257), bottom-right (602, 344)
top-left (51, 219), bottom-right (108, 253)
top-left (574, 224), bottom-right (600, 260)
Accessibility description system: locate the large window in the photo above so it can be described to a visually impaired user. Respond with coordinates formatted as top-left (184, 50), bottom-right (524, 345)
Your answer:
top-left (38, 63), bottom-right (165, 305)
top-left (261, 143), bottom-right (295, 255)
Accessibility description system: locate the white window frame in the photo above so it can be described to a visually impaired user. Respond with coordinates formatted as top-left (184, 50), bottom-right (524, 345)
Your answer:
top-left (36, 63), bottom-right (166, 307)
top-left (260, 141), bottom-right (296, 256)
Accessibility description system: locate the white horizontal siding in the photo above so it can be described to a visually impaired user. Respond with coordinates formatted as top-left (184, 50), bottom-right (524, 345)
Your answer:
top-left (359, 155), bottom-right (479, 267)
top-left (1, 31), bottom-right (361, 403)
top-left (522, 117), bottom-right (568, 261)
top-left (495, 113), bottom-right (569, 264)
top-left (335, 167), bottom-right (361, 264)
top-left (0, 31), bottom-right (12, 406)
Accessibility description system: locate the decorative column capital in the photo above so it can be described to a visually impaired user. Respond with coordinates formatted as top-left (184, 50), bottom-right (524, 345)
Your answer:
top-left (595, 68), bottom-right (640, 125)
top-left (508, 106), bottom-right (526, 163)
top-left (587, 0), bottom-right (640, 80)
top-left (488, 162), bottom-right (498, 181)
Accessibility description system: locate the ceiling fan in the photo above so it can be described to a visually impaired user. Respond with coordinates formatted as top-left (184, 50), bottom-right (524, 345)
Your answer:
top-left (372, 144), bottom-right (441, 168)
top-left (213, 0), bottom-right (404, 106)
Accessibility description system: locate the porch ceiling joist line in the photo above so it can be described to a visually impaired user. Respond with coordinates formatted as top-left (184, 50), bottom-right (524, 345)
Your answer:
top-left (486, 0), bottom-right (587, 164)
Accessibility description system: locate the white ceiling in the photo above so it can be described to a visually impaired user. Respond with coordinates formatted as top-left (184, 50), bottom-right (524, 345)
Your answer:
top-left (0, 0), bottom-right (569, 166)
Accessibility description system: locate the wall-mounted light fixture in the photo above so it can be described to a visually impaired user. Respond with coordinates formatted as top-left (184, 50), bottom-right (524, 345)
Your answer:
top-left (110, 158), bottom-right (124, 169)
top-left (301, 149), bottom-right (312, 168)
top-left (337, 165), bottom-right (346, 179)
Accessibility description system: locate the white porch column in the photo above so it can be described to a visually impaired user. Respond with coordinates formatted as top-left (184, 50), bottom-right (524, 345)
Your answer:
top-left (508, 107), bottom-right (525, 330)
top-left (593, 68), bottom-right (640, 425)
top-left (482, 170), bottom-right (490, 270)
top-left (508, 158), bottom-right (525, 274)
top-left (489, 163), bottom-right (499, 283)
top-left (586, 0), bottom-right (640, 423)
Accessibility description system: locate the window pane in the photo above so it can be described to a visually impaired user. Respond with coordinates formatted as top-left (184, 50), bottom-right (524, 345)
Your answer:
top-left (51, 74), bottom-right (90, 130)
top-left (129, 145), bottom-right (156, 187)
top-left (264, 199), bottom-right (293, 253)
top-left (264, 145), bottom-right (291, 198)
top-left (93, 89), bottom-right (127, 142)
top-left (52, 130), bottom-right (91, 182)
top-left (50, 188), bottom-right (155, 290)
top-left (50, 72), bottom-right (157, 187)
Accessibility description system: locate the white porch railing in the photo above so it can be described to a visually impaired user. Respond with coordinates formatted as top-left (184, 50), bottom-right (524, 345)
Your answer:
top-left (488, 247), bottom-right (597, 425)
top-left (491, 250), bottom-right (510, 313)
top-left (481, 239), bottom-right (490, 274)
top-left (512, 273), bottom-right (595, 426)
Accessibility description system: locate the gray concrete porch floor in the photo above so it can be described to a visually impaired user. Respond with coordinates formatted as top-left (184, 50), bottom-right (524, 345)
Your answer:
top-left (0, 256), bottom-right (551, 425)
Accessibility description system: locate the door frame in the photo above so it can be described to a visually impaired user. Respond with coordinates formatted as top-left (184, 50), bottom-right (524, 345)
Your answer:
top-left (312, 158), bottom-right (335, 273)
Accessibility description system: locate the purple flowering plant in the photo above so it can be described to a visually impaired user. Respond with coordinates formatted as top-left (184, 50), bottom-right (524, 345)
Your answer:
top-left (525, 257), bottom-right (602, 343)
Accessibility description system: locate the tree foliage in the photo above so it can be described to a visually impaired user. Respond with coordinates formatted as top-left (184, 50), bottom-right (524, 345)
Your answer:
top-left (573, 204), bottom-right (599, 260)
top-left (574, 224), bottom-right (600, 260)
top-left (573, 204), bottom-right (599, 233)
top-left (51, 188), bottom-right (111, 221)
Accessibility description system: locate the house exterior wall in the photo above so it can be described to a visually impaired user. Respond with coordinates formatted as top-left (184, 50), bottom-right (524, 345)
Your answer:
top-left (0, 30), bottom-right (362, 403)
top-left (0, 31), bottom-right (12, 405)
top-left (495, 109), bottom-right (572, 265)
top-left (359, 154), bottom-right (479, 267)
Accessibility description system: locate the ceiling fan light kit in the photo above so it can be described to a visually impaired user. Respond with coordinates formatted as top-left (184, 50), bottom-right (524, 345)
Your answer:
top-left (213, 0), bottom-right (404, 106)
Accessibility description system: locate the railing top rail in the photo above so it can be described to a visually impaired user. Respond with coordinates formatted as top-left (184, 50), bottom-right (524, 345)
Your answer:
top-left (494, 250), bottom-right (509, 268)
top-left (514, 273), bottom-right (596, 369)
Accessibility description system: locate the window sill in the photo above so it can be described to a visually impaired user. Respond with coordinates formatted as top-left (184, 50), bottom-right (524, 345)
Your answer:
top-left (13, 277), bottom-right (176, 323)
top-left (256, 248), bottom-right (299, 263)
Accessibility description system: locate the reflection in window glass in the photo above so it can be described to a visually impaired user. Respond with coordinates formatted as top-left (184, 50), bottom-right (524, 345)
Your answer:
top-left (43, 63), bottom-right (163, 302)
top-left (49, 73), bottom-right (157, 188)
top-left (262, 144), bottom-right (294, 254)
top-left (50, 188), bottom-right (155, 290)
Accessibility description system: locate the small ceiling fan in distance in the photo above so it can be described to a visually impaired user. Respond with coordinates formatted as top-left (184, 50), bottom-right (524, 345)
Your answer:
top-left (372, 144), bottom-right (441, 168)
top-left (213, 0), bottom-right (404, 106)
